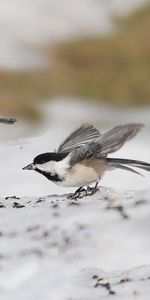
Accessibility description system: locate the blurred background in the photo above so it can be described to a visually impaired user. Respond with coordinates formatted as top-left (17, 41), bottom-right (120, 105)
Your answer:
top-left (0, 0), bottom-right (150, 196)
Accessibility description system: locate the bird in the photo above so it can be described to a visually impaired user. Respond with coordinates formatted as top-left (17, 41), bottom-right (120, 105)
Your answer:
top-left (23, 123), bottom-right (150, 199)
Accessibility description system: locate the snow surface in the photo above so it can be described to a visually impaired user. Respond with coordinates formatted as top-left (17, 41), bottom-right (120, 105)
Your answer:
top-left (0, 188), bottom-right (150, 299)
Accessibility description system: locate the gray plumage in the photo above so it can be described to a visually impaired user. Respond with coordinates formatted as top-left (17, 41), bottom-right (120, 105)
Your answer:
top-left (96, 123), bottom-right (144, 155)
top-left (57, 123), bottom-right (150, 176)
top-left (111, 164), bottom-right (143, 177)
top-left (59, 123), bottom-right (143, 166)
top-left (106, 157), bottom-right (150, 173)
top-left (58, 124), bottom-right (101, 153)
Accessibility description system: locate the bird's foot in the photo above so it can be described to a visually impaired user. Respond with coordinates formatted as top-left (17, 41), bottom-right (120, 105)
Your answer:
top-left (86, 183), bottom-right (99, 196)
top-left (67, 183), bottom-right (99, 200)
top-left (67, 187), bottom-right (86, 200)
top-left (77, 188), bottom-right (87, 199)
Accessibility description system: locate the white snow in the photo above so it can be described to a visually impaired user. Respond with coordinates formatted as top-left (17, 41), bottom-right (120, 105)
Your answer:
top-left (0, 189), bottom-right (150, 299)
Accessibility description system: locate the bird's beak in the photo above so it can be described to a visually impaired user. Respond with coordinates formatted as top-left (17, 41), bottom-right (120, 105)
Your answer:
top-left (22, 163), bottom-right (36, 170)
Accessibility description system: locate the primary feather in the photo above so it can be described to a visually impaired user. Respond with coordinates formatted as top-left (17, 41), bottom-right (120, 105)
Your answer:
top-left (57, 124), bottom-right (101, 153)
top-left (96, 123), bottom-right (143, 155)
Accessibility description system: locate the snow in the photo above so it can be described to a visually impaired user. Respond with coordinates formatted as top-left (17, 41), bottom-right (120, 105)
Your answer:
top-left (0, 188), bottom-right (150, 299)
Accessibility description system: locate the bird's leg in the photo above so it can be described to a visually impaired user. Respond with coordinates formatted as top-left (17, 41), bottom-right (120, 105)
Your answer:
top-left (67, 187), bottom-right (86, 200)
top-left (86, 182), bottom-right (99, 196)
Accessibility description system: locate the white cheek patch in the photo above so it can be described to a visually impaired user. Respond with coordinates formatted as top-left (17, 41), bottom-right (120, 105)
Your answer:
top-left (36, 154), bottom-right (71, 177)
top-left (36, 161), bottom-right (56, 173)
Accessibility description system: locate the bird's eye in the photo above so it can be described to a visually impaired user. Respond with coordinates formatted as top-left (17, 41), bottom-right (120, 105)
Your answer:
top-left (41, 160), bottom-right (46, 164)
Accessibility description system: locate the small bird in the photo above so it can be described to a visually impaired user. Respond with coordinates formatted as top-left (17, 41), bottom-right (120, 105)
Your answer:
top-left (23, 123), bottom-right (150, 199)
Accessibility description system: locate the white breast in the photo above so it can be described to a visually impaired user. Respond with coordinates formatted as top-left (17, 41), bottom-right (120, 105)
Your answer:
top-left (36, 156), bottom-right (107, 188)
top-left (57, 158), bottom-right (107, 187)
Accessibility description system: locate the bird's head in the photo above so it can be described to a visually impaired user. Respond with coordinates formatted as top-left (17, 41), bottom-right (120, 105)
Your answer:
top-left (23, 152), bottom-right (68, 182)
top-left (23, 152), bottom-right (68, 172)
top-left (23, 153), bottom-right (55, 171)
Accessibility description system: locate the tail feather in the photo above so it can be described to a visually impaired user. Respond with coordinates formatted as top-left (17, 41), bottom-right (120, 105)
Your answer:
top-left (115, 164), bottom-right (143, 177)
top-left (106, 157), bottom-right (150, 175)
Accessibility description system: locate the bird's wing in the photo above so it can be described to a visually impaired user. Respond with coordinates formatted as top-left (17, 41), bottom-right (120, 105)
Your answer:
top-left (57, 124), bottom-right (101, 153)
top-left (69, 142), bottom-right (102, 166)
top-left (69, 123), bottom-right (143, 166)
top-left (96, 123), bottom-right (143, 155)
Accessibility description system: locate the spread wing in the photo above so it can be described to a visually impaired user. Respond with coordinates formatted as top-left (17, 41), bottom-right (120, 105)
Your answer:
top-left (69, 142), bottom-right (102, 166)
top-left (57, 124), bottom-right (101, 153)
top-left (69, 123), bottom-right (143, 166)
top-left (96, 123), bottom-right (143, 156)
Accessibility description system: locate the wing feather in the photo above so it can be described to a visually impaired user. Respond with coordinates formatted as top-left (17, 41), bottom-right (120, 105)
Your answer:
top-left (96, 123), bottom-right (143, 155)
top-left (57, 124), bottom-right (101, 153)
top-left (69, 123), bottom-right (143, 166)
top-left (70, 142), bottom-right (102, 166)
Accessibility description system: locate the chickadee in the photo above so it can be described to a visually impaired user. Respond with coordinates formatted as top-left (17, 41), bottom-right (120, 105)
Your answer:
top-left (23, 123), bottom-right (150, 199)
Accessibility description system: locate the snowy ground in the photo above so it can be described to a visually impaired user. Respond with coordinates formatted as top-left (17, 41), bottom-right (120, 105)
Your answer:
top-left (0, 188), bottom-right (150, 299)
top-left (0, 0), bottom-right (149, 69)
top-left (0, 100), bottom-right (150, 299)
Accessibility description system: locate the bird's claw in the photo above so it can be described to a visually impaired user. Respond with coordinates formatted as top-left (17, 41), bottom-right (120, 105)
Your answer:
top-left (67, 188), bottom-right (87, 200)
top-left (86, 186), bottom-right (99, 196)
top-left (67, 185), bottom-right (99, 200)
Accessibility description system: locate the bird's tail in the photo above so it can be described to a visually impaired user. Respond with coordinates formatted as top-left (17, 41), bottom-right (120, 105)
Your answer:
top-left (106, 158), bottom-right (150, 176)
